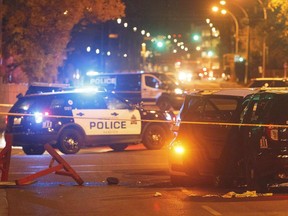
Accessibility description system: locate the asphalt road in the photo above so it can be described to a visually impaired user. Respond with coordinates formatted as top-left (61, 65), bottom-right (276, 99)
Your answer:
top-left (1, 144), bottom-right (288, 216)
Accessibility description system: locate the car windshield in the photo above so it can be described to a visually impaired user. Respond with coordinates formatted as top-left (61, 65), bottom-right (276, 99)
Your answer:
top-left (249, 80), bottom-right (288, 88)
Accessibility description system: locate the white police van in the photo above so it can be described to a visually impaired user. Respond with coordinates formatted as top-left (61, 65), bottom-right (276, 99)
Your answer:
top-left (86, 71), bottom-right (186, 111)
top-left (5, 89), bottom-right (174, 155)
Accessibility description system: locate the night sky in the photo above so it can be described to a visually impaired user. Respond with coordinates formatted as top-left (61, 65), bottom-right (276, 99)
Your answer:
top-left (123, 0), bottom-right (214, 35)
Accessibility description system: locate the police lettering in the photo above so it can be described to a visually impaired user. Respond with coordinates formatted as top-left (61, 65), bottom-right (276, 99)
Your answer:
top-left (90, 121), bottom-right (126, 129)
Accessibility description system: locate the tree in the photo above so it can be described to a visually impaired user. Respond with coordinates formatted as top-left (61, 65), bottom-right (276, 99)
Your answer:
top-left (2, 0), bottom-right (125, 83)
top-left (267, 0), bottom-right (288, 69)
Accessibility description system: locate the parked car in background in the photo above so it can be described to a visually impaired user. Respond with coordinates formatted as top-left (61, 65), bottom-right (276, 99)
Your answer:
top-left (248, 78), bottom-right (288, 88)
top-left (5, 89), bottom-right (174, 155)
top-left (169, 88), bottom-right (288, 191)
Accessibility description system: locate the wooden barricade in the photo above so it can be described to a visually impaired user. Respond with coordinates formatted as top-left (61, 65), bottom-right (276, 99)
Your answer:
top-left (1, 134), bottom-right (84, 186)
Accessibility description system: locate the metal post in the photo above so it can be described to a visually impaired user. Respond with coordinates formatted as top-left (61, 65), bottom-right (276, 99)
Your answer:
top-left (257, 0), bottom-right (267, 78)
top-left (0, 0), bottom-right (3, 63)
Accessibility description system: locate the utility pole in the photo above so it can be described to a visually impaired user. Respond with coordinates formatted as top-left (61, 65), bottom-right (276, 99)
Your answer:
top-left (257, 0), bottom-right (267, 78)
top-left (0, 0), bottom-right (3, 64)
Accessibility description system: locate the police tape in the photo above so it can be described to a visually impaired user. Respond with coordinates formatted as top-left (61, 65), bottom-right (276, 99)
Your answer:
top-left (1, 111), bottom-right (288, 128)
top-left (0, 104), bottom-right (13, 108)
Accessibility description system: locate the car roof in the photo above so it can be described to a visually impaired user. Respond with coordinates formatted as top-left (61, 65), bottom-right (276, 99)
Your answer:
top-left (189, 88), bottom-right (260, 98)
top-left (250, 77), bottom-right (287, 81)
top-left (256, 88), bottom-right (288, 94)
top-left (23, 88), bottom-right (105, 97)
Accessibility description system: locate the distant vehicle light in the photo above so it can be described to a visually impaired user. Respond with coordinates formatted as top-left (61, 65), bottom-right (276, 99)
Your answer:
top-left (174, 88), bottom-right (183, 95)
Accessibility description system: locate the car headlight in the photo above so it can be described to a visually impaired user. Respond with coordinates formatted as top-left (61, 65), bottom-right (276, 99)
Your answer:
top-left (174, 88), bottom-right (183, 95)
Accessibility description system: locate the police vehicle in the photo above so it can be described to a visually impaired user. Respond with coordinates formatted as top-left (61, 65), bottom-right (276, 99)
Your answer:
top-left (85, 71), bottom-right (187, 111)
top-left (5, 89), bottom-right (174, 155)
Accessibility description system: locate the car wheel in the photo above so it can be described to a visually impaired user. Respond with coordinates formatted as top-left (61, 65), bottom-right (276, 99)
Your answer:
top-left (109, 144), bottom-right (128, 151)
top-left (142, 124), bottom-right (167, 150)
top-left (58, 129), bottom-right (83, 154)
top-left (157, 99), bottom-right (172, 111)
top-left (22, 146), bottom-right (45, 155)
top-left (245, 155), bottom-right (269, 192)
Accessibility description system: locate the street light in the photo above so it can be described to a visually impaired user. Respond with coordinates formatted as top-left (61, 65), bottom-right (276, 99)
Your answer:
top-left (212, 6), bottom-right (239, 53)
top-left (257, 0), bottom-right (268, 77)
top-left (219, 0), bottom-right (250, 84)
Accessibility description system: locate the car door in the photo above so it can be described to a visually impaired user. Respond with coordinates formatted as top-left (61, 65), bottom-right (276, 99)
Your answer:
top-left (72, 93), bottom-right (141, 144)
top-left (192, 96), bottom-right (240, 160)
top-left (141, 74), bottom-right (163, 106)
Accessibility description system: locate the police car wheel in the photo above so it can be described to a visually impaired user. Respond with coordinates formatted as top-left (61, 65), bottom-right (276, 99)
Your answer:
top-left (109, 144), bottom-right (128, 151)
top-left (143, 124), bottom-right (166, 150)
top-left (22, 146), bottom-right (45, 155)
top-left (58, 129), bottom-right (83, 154)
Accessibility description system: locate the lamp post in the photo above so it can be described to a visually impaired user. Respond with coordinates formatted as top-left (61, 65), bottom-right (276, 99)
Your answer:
top-left (0, 0), bottom-right (3, 65)
top-left (257, 0), bottom-right (267, 77)
top-left (212, 7), bottom-right (239, 54)
top-left (220, 0), bottom-right (250, 84)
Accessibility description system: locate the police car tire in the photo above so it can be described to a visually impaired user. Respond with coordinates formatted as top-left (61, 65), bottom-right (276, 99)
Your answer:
top-left (142, 124), bottom-right (166, 150)
top-left (58, 129), bottom-right (83, 154)
top-left (109, 144), bottom-right (128, 151)
top-left (22, 146), bottom-right (45, 155)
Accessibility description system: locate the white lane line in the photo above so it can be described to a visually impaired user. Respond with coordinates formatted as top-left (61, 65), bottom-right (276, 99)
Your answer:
top-left (202, 205), bottom-right (222, 216)
top-left (0, 190), bottom-right (8, 216)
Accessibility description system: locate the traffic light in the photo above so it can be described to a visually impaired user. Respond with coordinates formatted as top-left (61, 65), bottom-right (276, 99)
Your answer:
top-left (156, 41), bottom-right (164, 48)
top-left (192, 34), bottom-right (201, 42)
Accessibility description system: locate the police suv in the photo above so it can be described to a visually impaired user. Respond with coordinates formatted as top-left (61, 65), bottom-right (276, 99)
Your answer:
top-left (5, 89), bottom-right (174, 155)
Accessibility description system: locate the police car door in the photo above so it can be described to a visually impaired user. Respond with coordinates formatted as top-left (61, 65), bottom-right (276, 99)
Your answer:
top-left (141, 74), bottom-right (163, 106)
top-left (72, 93), bottom-right (141, 144)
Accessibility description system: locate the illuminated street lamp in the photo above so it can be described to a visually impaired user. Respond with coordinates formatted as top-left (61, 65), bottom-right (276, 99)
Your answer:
top-left (219, 0), bottom-right (250, 84)
top-left (212, 6), bottom-right (239, 53)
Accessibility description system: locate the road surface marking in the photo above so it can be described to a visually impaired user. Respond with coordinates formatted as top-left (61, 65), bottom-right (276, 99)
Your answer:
top-left (202, 205), bottom-right (222, 216)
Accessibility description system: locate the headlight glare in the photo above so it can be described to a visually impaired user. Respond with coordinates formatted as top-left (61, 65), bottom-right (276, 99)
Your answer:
top-left (174, 88), bottom-right (183, 95)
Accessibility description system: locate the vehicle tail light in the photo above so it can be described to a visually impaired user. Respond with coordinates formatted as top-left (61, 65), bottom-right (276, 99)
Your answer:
top-left (34, 112), bottom-right (49, 123)
top-left (5, 115), bottom-right (8, 125)
top-left (171, 139), bottom-right (186, 155)
top-left (266, 126), bottom-right (278, 141)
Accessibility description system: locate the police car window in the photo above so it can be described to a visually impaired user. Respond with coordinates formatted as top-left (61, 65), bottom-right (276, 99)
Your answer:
top-left (104, 96), bottom-right (129, 109)
top-left (74, 95), bottom-right (107, 109)
top-left (50, 98), bottom-right (65, 109)
top-left (117, 75), bottom-right (141, 91)
top-left (145, 76), bottom-right (160, 88)
top-left (11, 96), bottom-right (50, 112)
